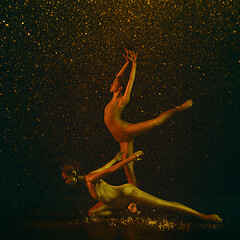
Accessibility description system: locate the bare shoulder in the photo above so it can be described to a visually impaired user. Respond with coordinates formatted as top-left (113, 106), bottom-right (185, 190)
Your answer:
top-left (118, 95), bottom-right (129, 107)
top-left (85, 173), bottom-right (94, 183)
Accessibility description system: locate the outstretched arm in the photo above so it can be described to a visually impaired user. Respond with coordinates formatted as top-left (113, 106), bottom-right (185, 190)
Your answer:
top-left (89, 152), bottom-right (123, 174)
top-left (87, 151), bottom-right (143, 183)
top-left (119, 50), bottom-right (137, 107)
top-left (116, 49), bottom-right (130, 78)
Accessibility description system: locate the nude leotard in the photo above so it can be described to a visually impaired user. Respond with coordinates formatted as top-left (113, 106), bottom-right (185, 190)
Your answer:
top-left (104, 99), bottom-right (131, 142)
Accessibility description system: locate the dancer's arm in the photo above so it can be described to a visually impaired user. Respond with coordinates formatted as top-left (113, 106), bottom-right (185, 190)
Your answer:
top-left (90, 152), bottom-right (123, 174)
top-left (87, 151), bottom-right (143, 183)
top-left (116, 49), bottom-right (130, 78)
top-left (119, 51), bottom-right (137, 107)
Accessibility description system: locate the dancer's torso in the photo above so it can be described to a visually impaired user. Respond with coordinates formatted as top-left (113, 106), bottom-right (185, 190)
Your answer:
top-left (94, 179), bottom-right (129, 208)
top-left (104, 97), bottom-right (130, 142)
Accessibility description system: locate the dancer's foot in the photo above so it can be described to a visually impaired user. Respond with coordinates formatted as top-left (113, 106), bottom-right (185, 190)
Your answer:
top-left (178, 99), bottom-right (193, 110)
top-left (201, 214), bottom-right (223, 223)
top-left (128, 203), bottom-right (137, 213)
top-left (154, 99), bottom-right (193, 126)
top-left (208, 214), bottom-right (223, 223)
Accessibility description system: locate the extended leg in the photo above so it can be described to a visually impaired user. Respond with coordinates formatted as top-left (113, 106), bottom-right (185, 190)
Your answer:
top-left (124, 99), bottom-right (193, 138)
top-left (123, 185), bottom-right (222, 222)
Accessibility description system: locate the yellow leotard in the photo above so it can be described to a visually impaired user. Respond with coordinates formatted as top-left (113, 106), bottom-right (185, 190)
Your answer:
top-left (94, 180), bottom-right (130, 208)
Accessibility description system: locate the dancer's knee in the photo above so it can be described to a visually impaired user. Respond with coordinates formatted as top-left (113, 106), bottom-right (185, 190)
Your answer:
top-left (88, 205), bottom-right (100, 217)
top-left (88, 208), bottom-right (95, 217)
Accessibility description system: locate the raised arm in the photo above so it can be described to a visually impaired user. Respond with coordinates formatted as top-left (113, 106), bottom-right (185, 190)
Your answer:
top-left (116, 49), bottom-right (130, 78)
top-left (87, 151), bottom-right (143, 183)
top-left (89, 152), bottom-right (123, 174)
top-left (119, 50), bottom-right (137, 107)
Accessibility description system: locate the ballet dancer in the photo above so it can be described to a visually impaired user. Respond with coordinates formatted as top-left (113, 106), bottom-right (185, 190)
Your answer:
top-left (62, 151), bottom-right (222, 222)
top-left (104, 49), bottom-right (193, 187)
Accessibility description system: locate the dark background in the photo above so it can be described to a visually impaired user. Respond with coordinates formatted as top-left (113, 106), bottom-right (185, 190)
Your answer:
top-left (1, 0), bottom-right (239, 224)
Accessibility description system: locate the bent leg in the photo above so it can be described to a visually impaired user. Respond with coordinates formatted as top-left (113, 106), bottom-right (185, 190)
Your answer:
top-left (120, 141), bottom-right (139, 212)
top-left (88, 202), bottom-right (116, 217)
top-left (123, 185), bottom-right (222, 222)
top-left (124, 99), bottom-right (193, 139)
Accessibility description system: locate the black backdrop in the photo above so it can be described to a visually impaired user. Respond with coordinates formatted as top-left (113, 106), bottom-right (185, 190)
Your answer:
top-left (1, 0), bottom-right (239, 219)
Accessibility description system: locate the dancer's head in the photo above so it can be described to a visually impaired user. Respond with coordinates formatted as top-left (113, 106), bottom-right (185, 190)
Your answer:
top-left (110, 76), bottom-right (128, 94)
top-left (62, 164), bottom-right (85, 186)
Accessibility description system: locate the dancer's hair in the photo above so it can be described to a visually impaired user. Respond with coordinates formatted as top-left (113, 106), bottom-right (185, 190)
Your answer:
top-left (117, 75), bottom-right (128, 93)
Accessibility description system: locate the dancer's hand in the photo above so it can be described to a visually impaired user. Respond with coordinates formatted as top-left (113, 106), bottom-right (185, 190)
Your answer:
top-left (128, 203), bottom-right (138, 213)
top-left (123, 48), bottom-right (130, 62)
top-left (133, 150), bottom-right (144, 161)
top-left (115, 151), bottom-right (124, 162)
top-left (128, 50), bottom-right (137, 64)
top-left (123, 48), bottom-right (137, 63)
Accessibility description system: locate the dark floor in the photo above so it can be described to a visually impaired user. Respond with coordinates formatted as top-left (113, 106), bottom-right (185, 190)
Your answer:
top-left (1, 205), bottom-right (238, 240)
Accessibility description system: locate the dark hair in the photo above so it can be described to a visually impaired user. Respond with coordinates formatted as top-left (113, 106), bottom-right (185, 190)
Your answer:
top-left (117, 75), bottom-right (128, 93)
top-left (62, 158), bottom-right (85, 175)
top-left (62, 163), bottom-right (86, 185)
top-left (62, 164), bottom-right (76, 177)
